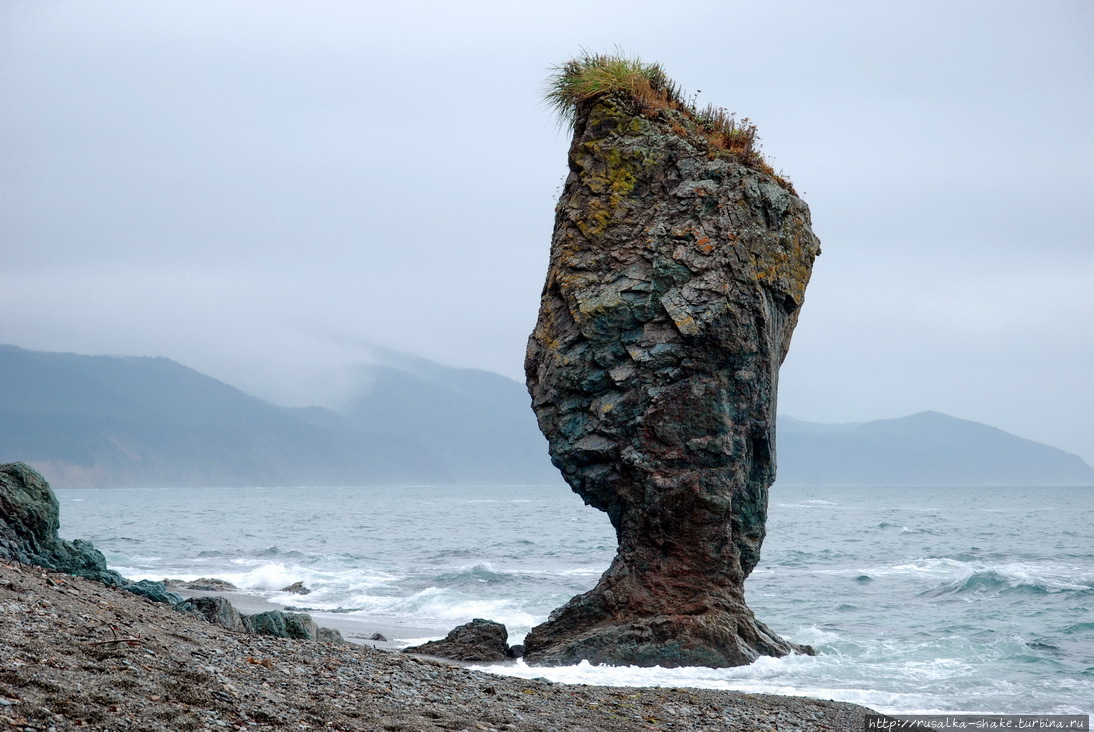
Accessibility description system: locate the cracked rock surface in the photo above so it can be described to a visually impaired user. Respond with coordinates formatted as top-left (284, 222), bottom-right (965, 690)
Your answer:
top-left (525, 96), bottom-right (821, 668)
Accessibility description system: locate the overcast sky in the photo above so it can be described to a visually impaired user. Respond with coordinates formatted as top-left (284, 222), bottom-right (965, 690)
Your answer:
top-left (2, 1), bottom-right (1092, 463)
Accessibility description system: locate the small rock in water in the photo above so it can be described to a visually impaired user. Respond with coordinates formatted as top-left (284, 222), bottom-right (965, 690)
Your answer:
top-left (280, 581), bottom-right (311, 595)
top-left (369, 632), bottom-right (388, 641)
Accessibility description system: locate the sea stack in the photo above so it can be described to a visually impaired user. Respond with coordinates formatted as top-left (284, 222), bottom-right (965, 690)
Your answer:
top-left (524, 53), bottom-right (821, 667)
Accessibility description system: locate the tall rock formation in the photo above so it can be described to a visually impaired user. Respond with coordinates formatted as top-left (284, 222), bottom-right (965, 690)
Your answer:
top-left (524, 54), bottom-right (821, 667)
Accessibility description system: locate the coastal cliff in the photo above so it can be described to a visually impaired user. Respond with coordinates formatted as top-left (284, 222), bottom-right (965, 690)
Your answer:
top-left (524, 53), bottom-right (821, 667)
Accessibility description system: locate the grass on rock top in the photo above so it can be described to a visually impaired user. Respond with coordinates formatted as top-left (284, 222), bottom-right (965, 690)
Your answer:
top-left (545, 51), bottom-right (773, 176)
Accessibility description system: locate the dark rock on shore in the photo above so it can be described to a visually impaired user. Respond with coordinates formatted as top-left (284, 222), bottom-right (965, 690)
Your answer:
top-left (125, 578), bottom-right (184, 604)
top-left (178, 595), bottom-right (249, 632)
top-left (524, 56), bottom-right (821, 667)
top-left (0, 462), bottom-right (179, 604)
top-left (1, 462), bottom-right (121, 585)
top-left (2, 462), bottom-right (346, 644)
top-left (244, 610), bottom-right (344, 644)
top-left (280, 580), bottom-right (311, 595)
top-left (176, 599), bottom-right (345, 644)
top-left (404, 618), bottom-right (513, 662)
top-left (165, 577), bottom-right (240, 591)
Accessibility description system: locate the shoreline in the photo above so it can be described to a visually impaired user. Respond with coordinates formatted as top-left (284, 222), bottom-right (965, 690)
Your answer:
top-left (1, 561), bottom-right (880, 730)
top-left (173, 586), bottom-right (445, 652)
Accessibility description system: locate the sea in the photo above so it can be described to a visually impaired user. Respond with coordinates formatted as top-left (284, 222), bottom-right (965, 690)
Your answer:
top-left (54, 483), bottom-right (1093, 717)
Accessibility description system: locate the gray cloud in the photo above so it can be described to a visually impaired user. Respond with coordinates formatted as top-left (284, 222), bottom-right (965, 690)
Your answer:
top-left (2, 0), bottom-right (1092, 462)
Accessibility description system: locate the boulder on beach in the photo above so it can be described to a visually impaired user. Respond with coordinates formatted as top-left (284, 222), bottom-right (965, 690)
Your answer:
top-left (524, 53), bottom-right (821, 667)
top-left (166, 577), bottom-right (240, 592)
top-left (243, 610), bottom-right (344, 644)
top-left (178, 595), bottom-right (248, 632)
top-left (404, 619), bottom-right (513, 662)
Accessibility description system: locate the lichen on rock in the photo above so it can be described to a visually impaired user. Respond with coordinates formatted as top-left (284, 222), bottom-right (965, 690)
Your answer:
top-left (524, 53), bottom-right (822, 668)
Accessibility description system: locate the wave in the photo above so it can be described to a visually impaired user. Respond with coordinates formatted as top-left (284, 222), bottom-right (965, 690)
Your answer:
top-left (898, 527), bottom-right (945, 535)
top-left (338, 586), bottom-right (540, 638)
top-left (922, 564), bottom-right (1094, 598)
top-left (472, 657), bottom-right (946, 715)
top-left (251, 546), bottom-right (306, 559)
top-left (431, 564), bottom-right (520, 587)
top-left (1061, 622), bottom-right (1094, 635)
top-left (775, 499), bottom-right (838, 509)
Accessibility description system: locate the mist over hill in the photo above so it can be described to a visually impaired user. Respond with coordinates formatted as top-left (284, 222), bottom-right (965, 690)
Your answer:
top-left (0, 345), bottom-right (553, 488)
top-left (2, 345), bottom-right (1091, 488)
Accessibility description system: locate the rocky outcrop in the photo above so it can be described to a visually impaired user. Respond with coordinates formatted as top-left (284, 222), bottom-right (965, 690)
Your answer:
top-left (175, 599), bottom-right (344, 643)
top-left (524, 57), bottom-right (821, 667)
top-left (243, 610), bottom-right (344, 643)
top-left (404, 619), bottom-right (514, 662)
top-left (179, 595), bottom-right (249, 632)
top-left (2, 462), bottom-right (130, 587)
top-left (2, 462), bottom-right (344, 643)
top-left (165, 577), bottom-right (240, 592)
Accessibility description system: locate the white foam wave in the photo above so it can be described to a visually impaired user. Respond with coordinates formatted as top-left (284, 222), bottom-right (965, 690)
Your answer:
top-left (473, 658), bottom-right (942, 714)
top-left (550, 567), bottom-right (604, 577)
top-left (789, 625), bottom-right (842, 647)
top-left (339, 586), bottom-right (539, 638)
top-left (808, 558), bottom-right (1093, 592)
top-left (774, 500), bottom-right (839, 509)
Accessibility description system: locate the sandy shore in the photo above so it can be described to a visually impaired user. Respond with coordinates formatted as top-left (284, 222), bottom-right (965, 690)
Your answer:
top-left (1, 561), bottom-right (879, 730)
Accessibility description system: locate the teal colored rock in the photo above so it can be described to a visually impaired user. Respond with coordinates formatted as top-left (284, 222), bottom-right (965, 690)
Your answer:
top-left (126, 579), bottom-right (183, 605)
top-left (1, 462), bottom-right (342, 644)
top-left (244, 610), bottom-right (318, 640)
top-left (0, 462), bottom-right (181, 602)
top-left (1, 462), bottom-right (124, 586)
top-left (243, 610), bottom-right (343, 643)
top-left (178, 595), bottom-right (248, 632)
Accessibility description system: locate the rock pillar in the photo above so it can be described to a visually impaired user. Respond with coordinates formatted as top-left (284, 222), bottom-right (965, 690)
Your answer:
top-left (524, 89), bottom-right (820, 667)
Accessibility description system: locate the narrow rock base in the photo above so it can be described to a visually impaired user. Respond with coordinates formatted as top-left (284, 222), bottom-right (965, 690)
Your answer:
top-left (523, 589), bottom-right (813, 668)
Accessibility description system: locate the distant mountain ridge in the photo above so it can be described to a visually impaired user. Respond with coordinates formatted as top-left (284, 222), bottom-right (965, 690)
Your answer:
top-left (2, 345), bottom-right (1091, 488)
top-left (775, 411), bottom-right (1094, 486)
top-left (0, 345), bottom-right (555, 488)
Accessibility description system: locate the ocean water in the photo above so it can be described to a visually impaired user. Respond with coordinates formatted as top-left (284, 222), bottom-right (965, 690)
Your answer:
top-left (54, 483), bottom-right (1094, 716)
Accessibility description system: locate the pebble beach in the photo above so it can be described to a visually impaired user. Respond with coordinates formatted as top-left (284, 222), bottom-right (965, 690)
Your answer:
top-left (0, 561), bottom-right (877, 731)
